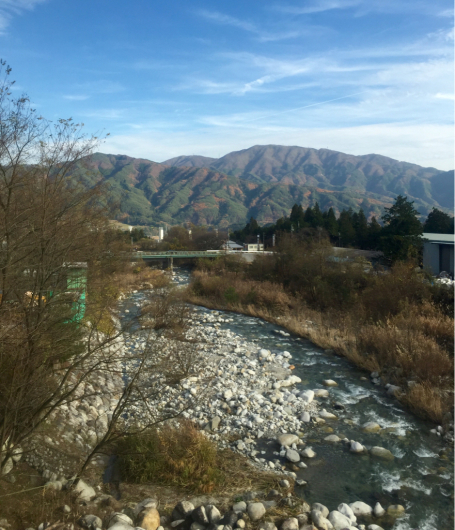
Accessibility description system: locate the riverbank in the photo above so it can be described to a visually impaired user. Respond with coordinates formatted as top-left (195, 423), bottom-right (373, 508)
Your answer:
top-left (2, 272), bottom-right (453, 530)
top-left (184, 266), bottom-right (454, 427)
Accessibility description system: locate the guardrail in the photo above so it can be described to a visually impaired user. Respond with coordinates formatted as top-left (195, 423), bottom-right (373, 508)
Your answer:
top-left (131, 250), bottom-right (224, 259)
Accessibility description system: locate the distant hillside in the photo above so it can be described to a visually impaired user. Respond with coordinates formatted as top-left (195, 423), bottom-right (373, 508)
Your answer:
top-left (164, 145), bottom-right (453, 211)
top-left (75, 147), bottom-right (453, 227)
top-left (162, 155), bottom-right (217, 168)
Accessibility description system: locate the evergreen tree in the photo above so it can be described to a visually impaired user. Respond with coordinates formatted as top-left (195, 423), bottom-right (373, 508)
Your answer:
top-left (367, 216), bottom-right (382, 250)
top-left (338, 209), bottom-right (356, 246)
top-left (380, 195), bottom-right (423, 261)
top-left (312, 202), bottom-right (324, 228)
top-left (323, 207), bottom-right (339, 238)
top-left (290, 204), bottom-right (305, 229)
top-left (423, 208), bottom-right (454, 234)
top-left (352, 208), bottom-right (368, 248)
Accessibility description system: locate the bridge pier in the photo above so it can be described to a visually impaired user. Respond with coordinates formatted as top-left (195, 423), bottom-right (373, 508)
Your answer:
top-left (168, 256), bottom-right (173, 272)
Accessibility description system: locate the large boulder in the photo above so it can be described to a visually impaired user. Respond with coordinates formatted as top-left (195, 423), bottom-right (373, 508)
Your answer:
top-left (349, 502), bottom-right (372, 517)
top-left (311, 503), bottom-right (329, 518)
top-left (206, 505), bottom-right (221, 524)
top-left (278, 434), bottom-right (299, 446)
top-left (107, 513), bottom-right (134, 528)
top-left (286, 449), bottom-right (300, 463)
top-left (73, 479), bottom-right (96, 501)
top-left (301, 447), bottom-right (316, 458)
top-left (370, 447), bottom-right (394, 461)
top-left (248, 503), bottom-right (266, 521)
top-left (310, 510), bottom-right (332, 530)
top-left (137, 508), bottom-right (160, 530)
top-left (362, 422), bottom-right (381, 433)
top-left (281, 518), bottom-right (299, 530)
top-left (350, 441), bottom-right (364, 453)
top-left (327, 511), bottom-right (352, 530)
top-left (299, 390), bottom-right (314, 404)
top-left (192, 506), bottom-right (208, 525)
top-left (373, 503), bottom-right (385, 517)
top-left (172, 501), bottom-right (194, 520)
top-left (386, 505), bottom-right (405, 518)
top-left (337, 504), bottom-right (356, 524)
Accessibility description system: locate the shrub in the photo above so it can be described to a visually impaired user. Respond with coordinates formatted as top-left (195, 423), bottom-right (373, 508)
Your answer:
top-left (117, 421), bottom-right (224, 492)
top-left (224, 286), bottom-right (239, 304)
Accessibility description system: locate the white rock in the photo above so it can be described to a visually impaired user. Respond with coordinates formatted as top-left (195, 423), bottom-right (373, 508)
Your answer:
top-left (368, 526), bottom-right (384, 530)
top-left (280, 518), bottom-right (299, 530)
top-left (370, 446), bottom-right (394, 460)
top-left (337, 504), bottom-right (356, 524)
top-left (349, 501), bottom-right (372, 517)
top-left (300, 447), bottom-right (316, 458)
top-left (362, 422), bottom-right (381, 433)
top-left (324, 435), bottom-right (340, 442)
top-left (247, 503), bottom-right (266, 521)
top-left (313, 389), bottom-right (329, 397)
top-left (277, 433), bottom-right (299, 446)
top-left (73, 479), bottom-right (96, 501)
top-left (373, 503), bottom-right (385, 517)
top-left (350, 441), bottom-right (364, 453)
top-left (310, 510), bottom-right (333, 530)
top-left (319, 409), bottom-right (337, 420)
top-left (286, 448), bottom-right (300, 462)
top-left (328, 510), bottom-right (353, 530)
top-left (299, 390), bottom-right (314, 404)
top-left (107, 513), bottom-right (134, 528)
top-left (300, 412), bottom-right (311, 422)
top-left (311, 503), bottom-right (329, 518)
top-left (322, 380), bottom-right (338, 387)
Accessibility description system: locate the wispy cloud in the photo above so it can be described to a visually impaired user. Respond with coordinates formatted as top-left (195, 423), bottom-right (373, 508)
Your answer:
top-left (435, 92), bottom-right (455, 100)
top-left (196, 9), bottom-right (310, 42)
top-left (0, 0), bottom-right (48, 33)
top-left (63, 94), bottom-right (90, 101)
top-left (275, 0), bottom-right (455, 17)
top-left (276, 0), bottom-right (360, 15)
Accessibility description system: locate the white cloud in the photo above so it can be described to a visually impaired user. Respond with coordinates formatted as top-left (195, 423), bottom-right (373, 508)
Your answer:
top-left (435, 92), bottom-right (455, 100)
top-left (0, 0), bottom-right (48, 33)
top-left (276, 0), bottom-right (360, 15)
top-left (63, 94), bottom-right (90, 101)
top-left (195, 9), bottom-right (313, 42)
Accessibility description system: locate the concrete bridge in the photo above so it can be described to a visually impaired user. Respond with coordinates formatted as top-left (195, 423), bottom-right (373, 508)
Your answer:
top-left (131, 250), bottom-right (271, 269)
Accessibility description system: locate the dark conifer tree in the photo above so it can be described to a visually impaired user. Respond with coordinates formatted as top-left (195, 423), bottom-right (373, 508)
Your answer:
top-left (423, 208), bottom-right (454, 234)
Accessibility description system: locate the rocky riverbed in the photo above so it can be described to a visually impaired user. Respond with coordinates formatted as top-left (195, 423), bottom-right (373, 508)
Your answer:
top-left (5, 269), bottom-right (453, 530)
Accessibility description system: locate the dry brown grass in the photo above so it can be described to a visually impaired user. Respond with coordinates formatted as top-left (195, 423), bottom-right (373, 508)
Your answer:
top-left (117, 420), bottom-right (279, 495)
top-left (186, 268), bottom-right (454, 423)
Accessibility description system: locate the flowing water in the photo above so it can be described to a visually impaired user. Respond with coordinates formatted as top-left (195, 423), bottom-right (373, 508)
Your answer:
top-left (123, 268), bottom-right (454, 530)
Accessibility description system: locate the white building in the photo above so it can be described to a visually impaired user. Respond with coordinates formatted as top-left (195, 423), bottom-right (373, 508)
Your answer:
top-left (422, 233), bottom-right (454, 277)
top-left (243, 243), bottom-right (264, 252)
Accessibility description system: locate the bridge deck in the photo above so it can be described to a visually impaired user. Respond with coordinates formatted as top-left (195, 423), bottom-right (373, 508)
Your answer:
top-left (132, 250), bottom-right (228, 259)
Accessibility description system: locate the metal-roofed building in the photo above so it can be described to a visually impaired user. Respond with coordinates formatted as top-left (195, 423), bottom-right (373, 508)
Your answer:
top-left (422, 233), bottom-right (454, 277)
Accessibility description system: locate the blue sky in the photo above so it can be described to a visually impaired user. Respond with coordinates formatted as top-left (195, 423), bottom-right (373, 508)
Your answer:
top-left (1, 0), bottom-right (453, 169)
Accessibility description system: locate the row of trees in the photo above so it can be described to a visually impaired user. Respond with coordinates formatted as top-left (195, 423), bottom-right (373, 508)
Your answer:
top-left (233, 199), bottom-right (453, 261)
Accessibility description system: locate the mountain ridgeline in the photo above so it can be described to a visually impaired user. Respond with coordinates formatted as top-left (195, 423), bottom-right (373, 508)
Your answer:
top-left (79, 145), bottom-right (453, 227)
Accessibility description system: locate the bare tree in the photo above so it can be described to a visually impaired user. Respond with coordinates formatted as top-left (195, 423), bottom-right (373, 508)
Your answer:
top-left (0, 60), bottom-right (117, 473)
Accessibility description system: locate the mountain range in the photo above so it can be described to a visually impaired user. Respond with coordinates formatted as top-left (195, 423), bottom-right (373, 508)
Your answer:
top-left (78, 145), bottom-right (453, 228)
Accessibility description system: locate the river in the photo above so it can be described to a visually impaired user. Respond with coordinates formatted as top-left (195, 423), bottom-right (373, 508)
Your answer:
top-left (121, 268), bottom-right (454, 530)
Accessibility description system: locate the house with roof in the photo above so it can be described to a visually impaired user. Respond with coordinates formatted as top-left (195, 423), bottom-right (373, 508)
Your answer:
top-left (422, 233), bottom-right (454, 277)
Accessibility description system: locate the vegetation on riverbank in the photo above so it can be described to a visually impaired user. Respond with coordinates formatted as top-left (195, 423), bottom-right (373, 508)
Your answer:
top-left (185, 241), bottom-right (454, 423)
top-left (117, 420), bottom-right (278, 495)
